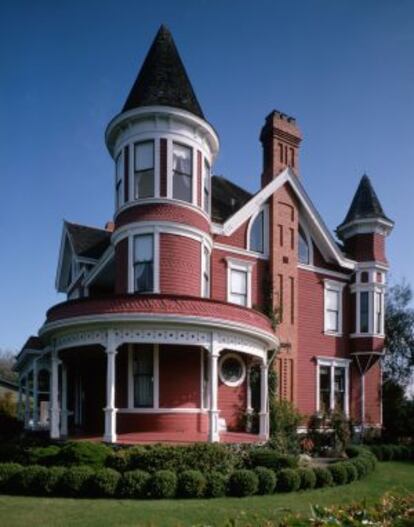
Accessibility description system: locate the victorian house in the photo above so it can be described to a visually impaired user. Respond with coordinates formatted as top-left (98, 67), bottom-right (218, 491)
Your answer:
top-left (15, 26), bottom-right (393, 443)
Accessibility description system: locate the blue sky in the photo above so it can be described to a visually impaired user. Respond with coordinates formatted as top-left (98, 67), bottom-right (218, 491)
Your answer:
top-left (1, 0), bottom-right (413, 351)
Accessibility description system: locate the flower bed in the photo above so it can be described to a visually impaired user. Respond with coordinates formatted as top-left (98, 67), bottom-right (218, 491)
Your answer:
top-left (0, 444), bottom-right (378, 499)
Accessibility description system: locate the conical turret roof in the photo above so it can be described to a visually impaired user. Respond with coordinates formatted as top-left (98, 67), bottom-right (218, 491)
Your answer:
top-left (122, 25), bottom-right (204, 118)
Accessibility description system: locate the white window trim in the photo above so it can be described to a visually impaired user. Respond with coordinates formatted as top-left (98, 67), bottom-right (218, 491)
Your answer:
top-left (203, 158), bottom-right (211, 215)
top-left (351, 269), bottom-right (386, 338)
top-left (128, 344), bottom-right (159, 410)
top-left (298, 220), bottom-right (314, 266)
top-left (115, 149), bottom-right (124, 211)
top-left (219, 353), bottom-right (246, 387)
top-left (128, 228), bottom-right (160, 294)
top-left (324, 279), bottom-right (346, 336)
top-left (226, 257), bottom-right (254, 308)
top-left (169, 141), bottom-right (195, 206)
top-left (200, 242), bottom-right (211, 298)
top-left (132, 139), bottom-right (157, 201)
top-left (246, 205), bottom-right (269, 257)
top-left (315, 356), bottom-right (350, 416)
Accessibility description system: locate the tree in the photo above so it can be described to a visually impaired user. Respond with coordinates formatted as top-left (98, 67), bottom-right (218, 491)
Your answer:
top-left (0, 348), bottom-right (17, 382)
top-left (384, 280), bottom-right (414, 387)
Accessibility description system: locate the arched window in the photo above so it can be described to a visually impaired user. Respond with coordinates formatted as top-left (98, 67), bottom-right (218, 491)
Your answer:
top-left (298, 225), bottom-right (310, 264)
top-left (250, 210), bottom-right (265, 253)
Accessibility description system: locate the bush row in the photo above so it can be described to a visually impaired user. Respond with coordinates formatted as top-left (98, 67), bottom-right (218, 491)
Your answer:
top-left (368, 444), bottom-right (414, 462)
top-left (0, 448), bottom-right (376, 499)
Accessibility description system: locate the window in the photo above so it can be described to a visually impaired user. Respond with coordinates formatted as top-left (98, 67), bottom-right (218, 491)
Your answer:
top-left (326, 289), bottom-right (339, 332)
top-left (317, 358), bottom-right (349, 415)
top-left (133, 234), bottom-right (154, 293)
top-left (375, 291), bottom-right (383, 334)
top-left (219, 354), bottom-right (246, 387)
top-left (203, 159), bottom-right (210, 214)
top-left (173, 143), bottom-right (192, 202)
top-left (360, 291), bottom-right (369, 333)
top-left (298, 225), bottom-right (309, 264)
top-left (202, 246), bottom-right (210, 298)
top-left (133, 347), bottom-right (154, 407)
top-left (115, 151), bottom-right (123, 208)
top-left (250, 210), bottom-right (265, 253)
top-left (134, 141), bottom-right (154, 199)
top-left (230, 269), bottom-right (248, 306)
top-left (319, 366), bottom-right (331, 413)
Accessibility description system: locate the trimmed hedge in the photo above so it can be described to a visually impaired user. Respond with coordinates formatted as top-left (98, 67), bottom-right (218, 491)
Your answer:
top-left (89, 468), bottom-right (121, 497)
top-left (177, 470), bottom-right (206, 498)
top-left (249, 449), bottom-right (297, 471)
top-left (60, 465), bottom-right (95, 497)
top-left (276, 468), bottom-right (301, 492)
top-left (254, 467), bottom-right (276, 495)
top-left (205, 471), bottom-right (227, 498)
top-left (228, 469), bottom-right (259, 497)
top-left (148, 470), bottom-right (177, 499)
top-left (369, 444), bottom-right (413, 462)
top-left (57, 442), bottom-right (111, 468)
top-left (297, 468), bottom-right (316, 490)
top-left (313, 466), bottom-right (333, 488)
top-left (0, 463), bottom-right (23, 492)
top-left (328, 463), bottom-right (347, 485)
top-left (117, 470), bottom-right (150, 499)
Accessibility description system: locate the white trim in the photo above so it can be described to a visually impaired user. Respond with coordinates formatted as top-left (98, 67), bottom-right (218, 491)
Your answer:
top-left (297, 263), bottom-right (351, 281)
top-left (214, 242), bottom-right (268, 260)
top-left (315, 356), bottom-right (351, 417)
top-left (128, 230), bottom-right (160, 294)
top-left (84, 246), bottom-right (114, 287)
top-left (226, 257), bottom-right (254, 308)
top-left (323, 279), bottom-right (346, 336)
top-left (337, 217), bottom-right (394, 240)
top-left (218, 353), bottom-right (246, 387)
top-left (201, 241), bottom-right (211, 298)
top-left (213, 168), bottom-right (355, 270)
top-left (246, 205), bottom-right (269, 258)
top-left (154, 344), bottom-right (159, 409)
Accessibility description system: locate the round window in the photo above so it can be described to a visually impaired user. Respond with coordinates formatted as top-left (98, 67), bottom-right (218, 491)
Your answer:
top-left (219, 354), bottom-right (246, 387)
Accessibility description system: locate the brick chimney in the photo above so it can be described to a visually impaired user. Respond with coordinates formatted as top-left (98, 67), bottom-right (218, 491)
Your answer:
top-left (260, 110), bottom-right (302, 187)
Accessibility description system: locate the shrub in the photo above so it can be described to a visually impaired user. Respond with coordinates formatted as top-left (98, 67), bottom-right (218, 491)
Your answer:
top-left (313, 467), bottom-right (333, 488)
top-left (249, 449), bottom-right (297, 471)
top-left (276, 468), bottom-right (301, 492)
top-left (148, 470), bottom-right (177, 499)
top-left (37, 466), bottom-right (66, 495)
top-left (343, 462), bottom-right (358, 483)
top-left (10, 465), bottom-right (48, 495)
top-left (27, 445), bottom-right (60, 466)
top-left (106, 449), bottom-right (132, 473)
top-left (205, 471), bottom-right (227, 498)
top-left (381, 445), bottom-right (394, 461)
top-left (89, 468), bottom-right (120, 497)
top-left (117, 469), bottom-right (150, 499)
top-left (328, 463), bottom-right (347, 485)
top-left (331, 411), bottom-right (351, 452)
top-left (57, 442), bottom-right (110, 468)
top-left (177, 470), bottom-right (206, 498)
top-left (268, 399), bottom-right (302, 454)
top-left (228, 469), bottom-right (259, 497)
top-left (351, 458), bottom-right (368, 479)
top-left (345, 445), bottom-right (361, 459)
top-left (370, 445), bottom-right (384, 461)
top-left (254, 467), bottom-right (276, 495)
top-left (297, 468), bottom-right (316, 490)
top-left (0, 463), bottom-right (23, 492)
top-left (60, 465), bottom-right (94, 497)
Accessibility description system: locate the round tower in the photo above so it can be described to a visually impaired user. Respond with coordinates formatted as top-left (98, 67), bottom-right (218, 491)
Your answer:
top-left (105, 25), bottom-right (219, 297)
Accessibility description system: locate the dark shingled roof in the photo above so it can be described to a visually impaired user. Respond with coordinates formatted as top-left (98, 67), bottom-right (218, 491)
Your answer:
top-left (212, 176), bottom-right (253, 223)
top-left (339, 174), bottom-right (391, 227)
top-left (66, 222), bottom-right (111, 260)
top-left (122, 25), bottom-right (204, 118)
top-left (21, 336), bottom-right (43, 351)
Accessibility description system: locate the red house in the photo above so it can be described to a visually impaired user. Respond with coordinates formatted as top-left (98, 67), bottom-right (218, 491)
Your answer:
top-left (15, 26), bottom-right (393, 444)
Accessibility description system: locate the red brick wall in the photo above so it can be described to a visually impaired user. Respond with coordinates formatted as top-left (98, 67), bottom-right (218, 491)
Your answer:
top-left (364, 360), bottom-right (381, 425)
top-left (345, 234), bottom-right (387, 264)
top-left (159, 345), bottom-right (201, 408)
top-left (350, 363), bottom-right (362, 422)
top-left (159, 234), bottom-right (201, 296)
top-left (115, 203), bottom-right (210, 232)
top-left (115, 238), bottom-right (128, 294)
top-left (218, 352), bottom-right (247, 432)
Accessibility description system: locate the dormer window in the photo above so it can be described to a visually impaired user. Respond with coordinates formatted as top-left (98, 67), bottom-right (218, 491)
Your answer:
top-left (250, 211), bottom-right (265, 253)
top-left (115, 151), bottom-right (124, 208)
top-left (133, 234), bottom-right (154, 293)
top-left (134, 141), bottom-right (154, 199)
top-left (298, 225), bottom-right (309, 264)
top-left (173, 143), bottom-right (192, 203)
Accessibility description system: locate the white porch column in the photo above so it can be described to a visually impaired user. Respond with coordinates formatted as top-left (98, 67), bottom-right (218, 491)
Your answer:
top-left (246, 364), bottom-right (253, 432)
top-left (60, 363), bottom-right (68, 436)
top-left (104, 338), bottom-right (118, 443)
top-left (361, 372), bottom-right (365, 432)
top-left (33, 360), bottom-right (39, 429)
top-left (259, 359), bottom-right (269, 439)
top-left (208, 345), bottom-right (220, 443)
top-left (50, 349), bottom-right (61, 439)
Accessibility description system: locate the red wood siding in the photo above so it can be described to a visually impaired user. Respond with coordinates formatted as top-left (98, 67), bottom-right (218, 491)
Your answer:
top-left (214, 221), bottom-right (249, 249)
top-left (218, 352), bottom-right (247, 432)
top-left (117, 412), bottom-right (208, 434)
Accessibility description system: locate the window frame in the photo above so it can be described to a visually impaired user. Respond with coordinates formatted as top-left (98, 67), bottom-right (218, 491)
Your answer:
top-left (219, 353), bottom-right (246, 387)
top-left (247, 206), bottom-right (269, 256)
top-left (127, 229), bottom-right (160, 294)
top-left (115, 149), bottom-right (124, 210)
top-left (128, 344), bottom-right (159, 409)
top-left (201, 243), bottom-right (211, 298)
top-left (316, 357), bottom-right (350, 416)
top-left (323, 279), bottom-right (345, 336)
top-left (203, 158), bottom-right (211, 214)
top-left (134, 140), bottom-right (155, 200)
top-left (172, 142), bottom-right (193, 204)
top-left (133, 233), bottom-right (154, 294)
top-left (226, 258), bottom-right (253, 307)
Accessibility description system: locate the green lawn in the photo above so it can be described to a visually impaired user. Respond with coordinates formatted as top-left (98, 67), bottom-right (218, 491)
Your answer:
top-left (0, 462), bottom-right (413, 527)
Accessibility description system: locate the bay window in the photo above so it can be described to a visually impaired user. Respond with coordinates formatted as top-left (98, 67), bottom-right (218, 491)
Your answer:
top-left (324, 280), bottom-right (344, 335)
top-left (133, 234), bottom-right (154, 293)
top-left (134, 141), bottom-right (154, 199)
top-left (375, 291), bottom-right (383, 334)
top-left (317, 358), bottom-right (350, 415)
top-left (173, 143), bottom-right (192, 202)
top-left (132, 346), bottom-right (154, 408)
top-left (115, 150), bottom-right (123, 208)
top-left (360, 291), bottom-right (369, 333)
